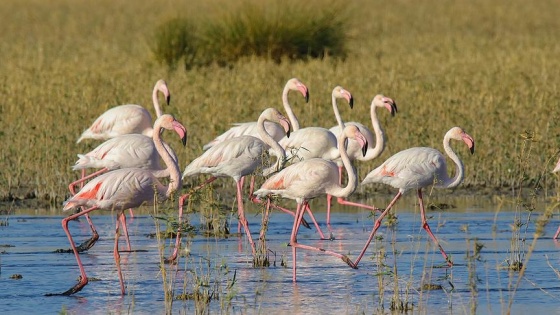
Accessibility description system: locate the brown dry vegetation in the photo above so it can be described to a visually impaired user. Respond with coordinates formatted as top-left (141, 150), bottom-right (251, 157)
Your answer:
top-left (1, 0), bottom-right (560, 209)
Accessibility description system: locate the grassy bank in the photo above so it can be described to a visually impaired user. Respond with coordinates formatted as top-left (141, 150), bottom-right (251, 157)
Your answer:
top-left (1, 0), bottom-right (560, 208)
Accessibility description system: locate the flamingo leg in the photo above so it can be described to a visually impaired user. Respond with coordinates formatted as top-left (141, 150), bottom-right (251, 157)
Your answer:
top-left (325, 165), bottom-right (345, 225)
top-left (119, 212), bottom-right (132, 252)
top-left (236, 178), bottom-right (256, 255)
top-left (554, 225), bottom-right (560, 240)
top-left (166, 177), bottom-right (218, 263)
top-left (352, 191), bottom-right (403, 268)
top-left (251, 196), bottom-right (312, 229)
top-left (238, 176), bottom-right (245, 234)
top-left (290, 201), bottom-right (356, 282)
top-left (49, 206), bottom-right (99, 296)
top-left (304, 204), bottom-right (329, 240)
top-left (417, 189), bottom-right (452, 266)
top-left (68, 168), bottom-right (109, 195)
top-left (114, 214), bottom-right (125, 295)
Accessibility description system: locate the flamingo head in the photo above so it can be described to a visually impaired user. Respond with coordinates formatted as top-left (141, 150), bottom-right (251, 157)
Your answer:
top-left (156, 79), bottom-right (171, 105)
top-left (449, 127), bottom-right (475, 154)
top-left (263, 108), bottom-right (292, 138)
top-left (333, 86), bottom-right (354, 109)
top-left (287, 78), bottom-right (310, 103)
top-left (345, 125), bottom-right (368, 157)
top-left (372, 94), bottom-right (397, 116)
top-left (158, 114), bottom-right (187, 146)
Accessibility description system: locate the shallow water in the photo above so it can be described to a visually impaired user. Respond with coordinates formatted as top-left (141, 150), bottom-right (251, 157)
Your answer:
top-left (1, 197), bottom-right (560, 315)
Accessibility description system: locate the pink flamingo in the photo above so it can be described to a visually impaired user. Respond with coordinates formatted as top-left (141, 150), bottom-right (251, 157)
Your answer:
top-left (277, 86), bottom-right (352, 162)
top-left (64, 134), bottom-right (180, 252)
top-left (326, 94), bottom-right (397, 224)
top-left (51, 114), bottom-right (186, 296)
top-left (252, 125), bottom-right (368, 282)
top-left (203, 78), bottom-right (308, 150)
top-left (352, 126), bottom-right (475, 268)
top-left (165, 108), bottom-right (290, 262)
top-left (551, 159), bottom-right (560, 239)
top-left (77, 79), bottom-right (170, 143)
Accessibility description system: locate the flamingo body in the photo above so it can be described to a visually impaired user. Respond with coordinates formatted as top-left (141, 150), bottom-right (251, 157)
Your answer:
top-left (77, 80), bottom-right (170, 143)
top-left (279, 127), bottom-right (339, 162)
top-left (202, 78), bottom-right (308, 150)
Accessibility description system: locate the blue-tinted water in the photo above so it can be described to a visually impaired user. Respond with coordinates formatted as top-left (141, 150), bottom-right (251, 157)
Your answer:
top-left (1, 197), bottom-right (559, 314)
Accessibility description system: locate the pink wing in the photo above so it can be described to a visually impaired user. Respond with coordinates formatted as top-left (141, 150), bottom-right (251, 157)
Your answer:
top-left (77, 105), bottom-right (153, 142)
top-left (362, 147), bottom-right (446, 190)
top-left (203, 121), bottom-right (286, 150)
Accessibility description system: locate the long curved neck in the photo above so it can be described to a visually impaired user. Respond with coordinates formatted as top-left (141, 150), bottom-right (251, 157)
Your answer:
top-left (364, 105), bottom-right (385, 160)
top-left (152, 85), bottom-right (163, 118)
top-left (153, 124), bottom-right (182, 198)
top-left (439, 134), bottom-right (464, 189)
top-left (258, 115), bottom-right (287, 175)
top-left (332, 94), bottom-right (345, 131)
top-left (282, 86), bottom-right (300, 131)
top-left (332, 133), bottom-right (357, 198)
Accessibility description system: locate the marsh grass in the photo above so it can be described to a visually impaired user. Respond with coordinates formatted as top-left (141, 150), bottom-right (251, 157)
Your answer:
top-left (2, 0), bottom-right (560, 205)
top-left (152, 0), bottom-right (349, 69)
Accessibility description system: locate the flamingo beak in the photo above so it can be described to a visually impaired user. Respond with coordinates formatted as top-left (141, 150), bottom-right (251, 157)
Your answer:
top-left (166, 94), bottom-right (171, 106)
top-left (362, 140), bottom-right (368, 157)
top-left (462, 133), bottom-right (475, 154)
top-left (384, 97), bottom-right (397, 116)
top-left (345, 91), bottom-right (354, 109)
top-left (355, 130), bottom-right (368, 157)
top-left (280, 117), bottom-right (291, 138)
top-left (298, 84), bottom-right (310, 103)
top-left (172, 121), bottom-right (188, 146)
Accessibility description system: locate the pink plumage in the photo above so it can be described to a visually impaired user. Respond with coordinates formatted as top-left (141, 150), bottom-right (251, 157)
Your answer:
top-left (77, 79), bottom-right (170, 143)
top-left (56, 114), bottom-right (186, 296)
top-left (202, 78), bottom-right (308, 150)
top-left (352, 126), bottom-right (475, 268)
top-left (253, 124), bottom-right (368, 282)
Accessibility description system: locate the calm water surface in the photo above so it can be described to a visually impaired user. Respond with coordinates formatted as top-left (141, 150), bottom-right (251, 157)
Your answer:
top-left (1, 196), bottom-right (559, 314)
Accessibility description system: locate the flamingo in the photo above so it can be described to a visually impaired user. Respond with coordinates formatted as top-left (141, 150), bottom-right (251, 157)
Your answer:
top-left (351, 126), bottom-right (475, 268)
top-left (277, 86), bottom-right (352, 163)
top-left (165, 108), bottom-right (290, 262)
top-left (551, 159), bottom-right (560, 239)
top-left (51, 114), bottom-right (186, 296)
top-left (252, 124), bottom-right (369, 282)
top-left (76, 79), bottom-right (170, 143)
top-left (202, 78), bottom-right (309, 150)
top-left (64, 134), bottom-right (180, 252)
top-left (326, 94), bottom-right (397, 224)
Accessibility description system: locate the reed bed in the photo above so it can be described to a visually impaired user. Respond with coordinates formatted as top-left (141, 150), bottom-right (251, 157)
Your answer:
top-left (1, 0), bottom-right (560, 208)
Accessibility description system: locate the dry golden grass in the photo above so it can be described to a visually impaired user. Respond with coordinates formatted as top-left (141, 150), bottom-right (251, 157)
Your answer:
top-left (1, 0), bottom-right (560, 206)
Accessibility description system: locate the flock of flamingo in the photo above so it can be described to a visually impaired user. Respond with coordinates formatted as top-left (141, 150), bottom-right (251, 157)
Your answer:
top-left (51, 77), bottom-right (491, 296)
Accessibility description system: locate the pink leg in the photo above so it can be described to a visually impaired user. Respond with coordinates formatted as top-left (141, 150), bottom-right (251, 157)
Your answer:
top-left (290, 201), bottom-right (355, 282)
top-left (119, 212), bottom-right (132, 252)
top-left (353, 191), bottom-right (403, 268)
top-left (50, 206), bottom-right (99, 296)
top-left (418, 189), bottom-right (452, 266)
top-left (68, 168), bottom-right (109, 195)
top-left (166, 177), bottom-right (218, 263)
top-left (325, 166), bottom-right (345, 225)
top-left (251, 196), bottom-right (312, 229)
top-left (114, 214), bottom-right (125, 295)
top-left (128, 208), bottom-right (135, 219)
top-left (304, 204), bottom-right (328, 240)
top-left (236, 179), bottom-right (256, 255)
top-left (336, 197), bottom-right (381, 212)
top-left (237, 177), bottom-right (245, 234)
top-left (554, 225), bottom-right (560, 240)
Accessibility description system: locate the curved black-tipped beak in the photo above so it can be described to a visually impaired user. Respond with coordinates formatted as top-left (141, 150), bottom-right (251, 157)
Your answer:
top-left (166, 95), bottom-right (171, 105)
top-left (182, 134), bottom-right (187, 146)
top-left (362, 140), bottom-right (368, 157)
top-left (470, 142), bottom-right (475, 154)
top-left (286, 129), bottom-right (291, 138)
top-left (305, 90), bottom-right (310, 103)
top-left (390, 102), bottom-right (397, 116)
top-left (349, 96), bottom-right (354, 109)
